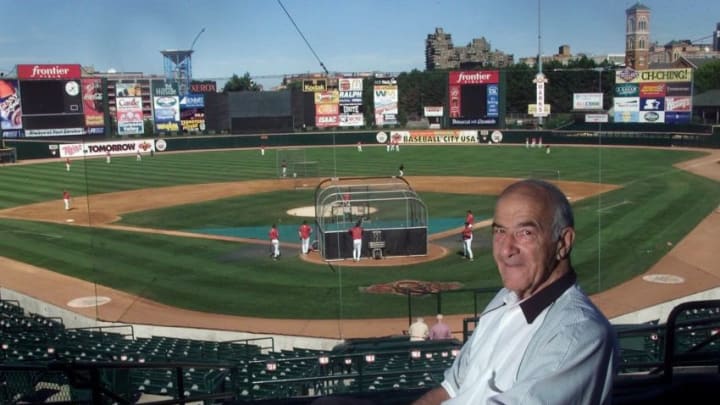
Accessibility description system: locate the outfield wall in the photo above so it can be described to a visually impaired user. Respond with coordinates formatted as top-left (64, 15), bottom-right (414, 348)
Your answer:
top-left (5, 128), bottom-right (719, 160)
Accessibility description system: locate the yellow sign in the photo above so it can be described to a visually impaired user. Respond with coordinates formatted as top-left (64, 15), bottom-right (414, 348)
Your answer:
top-left (528, 104), bottom-right (551, 116)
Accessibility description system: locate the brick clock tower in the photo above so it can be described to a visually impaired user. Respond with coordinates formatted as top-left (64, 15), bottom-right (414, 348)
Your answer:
top-left (625, 2), bottom-right (651, 70)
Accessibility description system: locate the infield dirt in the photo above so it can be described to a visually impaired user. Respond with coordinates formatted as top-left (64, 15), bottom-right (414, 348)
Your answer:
top-left (0, 151), bottom-right (718, 339)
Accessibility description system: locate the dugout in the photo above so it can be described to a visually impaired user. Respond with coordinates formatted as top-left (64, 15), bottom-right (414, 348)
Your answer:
top-left (314, 177), bottom-right (428, 260)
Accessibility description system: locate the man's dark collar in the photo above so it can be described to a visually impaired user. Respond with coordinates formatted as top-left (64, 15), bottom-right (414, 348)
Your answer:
top-left (519, 269), bottom-right (577, 323)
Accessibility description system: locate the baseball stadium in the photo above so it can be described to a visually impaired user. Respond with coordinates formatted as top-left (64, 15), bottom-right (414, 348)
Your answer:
top-left (1, 4), bottom-right (720, 401)
top-left (1, 130), bottom-right (720, 403)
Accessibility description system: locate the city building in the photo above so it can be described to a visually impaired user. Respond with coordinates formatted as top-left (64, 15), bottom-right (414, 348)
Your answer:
top-left (82, 66), bottom-right (164, 120)
top-left (625, 2), bottom-right (651, 70)
top-left (626, 3), bottom-right (719, 69)
top-left (425, 27), bottom-right (513, 70)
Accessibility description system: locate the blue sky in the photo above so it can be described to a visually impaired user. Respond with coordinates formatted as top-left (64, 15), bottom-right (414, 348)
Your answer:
top-left (1, 0), bottom-right (717, 88)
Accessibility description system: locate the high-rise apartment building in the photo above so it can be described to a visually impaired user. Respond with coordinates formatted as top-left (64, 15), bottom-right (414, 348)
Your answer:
top-left (425, 28), bottom-right (513, 70)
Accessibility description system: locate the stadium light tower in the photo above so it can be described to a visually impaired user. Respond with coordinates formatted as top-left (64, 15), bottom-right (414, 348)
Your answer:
top-left (161, 28), bottom-right (205, 96)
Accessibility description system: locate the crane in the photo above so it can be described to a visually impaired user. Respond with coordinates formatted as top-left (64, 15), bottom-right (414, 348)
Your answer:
top-left (190, 28), bottom-right (206, 51)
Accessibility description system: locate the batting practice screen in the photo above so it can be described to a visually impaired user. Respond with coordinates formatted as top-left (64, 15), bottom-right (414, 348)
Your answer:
top-left (314, 177), bottom-right (428, 260)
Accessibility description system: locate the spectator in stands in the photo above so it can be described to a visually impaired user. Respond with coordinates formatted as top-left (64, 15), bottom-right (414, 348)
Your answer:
top-left (413, 179), bottom-right (619, 405)
top-left (408, 317), bottom-right (429, 342)
top-left (429, 314), bottom-right (452, 340)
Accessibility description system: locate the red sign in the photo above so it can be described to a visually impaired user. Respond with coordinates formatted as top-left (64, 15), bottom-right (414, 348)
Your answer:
top-left (449, 70), bottom-right (499, 85)
top-left (315, 114), bottom-right (339, 128)
top-left (190, 81), bottom-right (217, 93)
top-left (640, 83), bottom-right (666, 98)
top-left (17, 64), bottom-right (82, 79)
top-left (449, 85), bottom-right (461, 118)
top-left (82, 78), bottom-right (104, 127)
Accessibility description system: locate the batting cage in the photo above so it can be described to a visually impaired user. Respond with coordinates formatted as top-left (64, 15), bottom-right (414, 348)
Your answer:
top-left (276, 148), bottom-right (320, 188)
top-left (314, 177), bottom-right (428, 261)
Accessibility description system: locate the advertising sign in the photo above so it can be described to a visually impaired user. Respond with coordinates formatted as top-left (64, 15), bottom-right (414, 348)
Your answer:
top-left (59, 140), bottom-right (154, 158)
top-left (303, 79), bottom-right (327, 92)
top-left (153, 96), bottom-right (180, 131)
top-left (180, 94), bottom-right (205, 132)
top-left (665, 97), bottom-right (692, 112)
top-left (585, 114), bottom-right (609, 123)
top-left (573, 93), bottom-right (603, 110)
top-left (116, 82), bottom-right (143, 97)
top-left (17, 64), bottom-right (81, 80)
top-left (615, 68), bottom-right (692, 83)
top-left (0, 79), bottom-right (23, 136)
top-left (390, 130), bottom-right (479, 144)
top-left (639, 83), bottom-right (666, 98)
top-left (639, 111), bottom-right (665, 123)
top-left (190, 81), bottom-right (217, 93)
top-left (424, 106), bottom-right (444, 117)
top-left (116, 96), bottom-right (144, 135)
top-left (612, 68), bottom-right (692, 124)
top-left (338, 78), bottom-right (364, 127)
top-left (82, 78), bottom-right (104, 131)
top-left (152, 80), bottom-right (179, 97)
top-left (374, 80), bottom-right (398, 126)
top-left (614, 83), bottom-right (639, 97)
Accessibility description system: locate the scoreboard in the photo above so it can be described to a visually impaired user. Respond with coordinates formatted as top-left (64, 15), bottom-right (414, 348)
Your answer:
top-left (17, 64), bottom-right (85, 137)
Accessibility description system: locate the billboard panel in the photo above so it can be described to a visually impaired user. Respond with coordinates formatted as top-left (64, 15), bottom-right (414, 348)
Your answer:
top-left (116, 97), bottom-right (144, 135)
top-left (374, 77), bottom-right (398, 126)
top-left (82, 78), bottom-right (104, 132)
top-left (180, 94), bottom-right (205, 132)
top-left (612, 68), bottom-right (692, 124)
top-left (573, 93), bottom-right (603, 110)
top-left (0, 79), bottom-right (23, 137)
top-left (338, 78), bottom-right (364, 127)
top-left (17, 64), bottom-right (81, 80)
top-left (448, 70), bottom-right (500, 126)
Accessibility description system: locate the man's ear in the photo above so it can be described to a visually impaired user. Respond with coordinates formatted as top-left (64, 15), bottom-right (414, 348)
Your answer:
top-left (555, 227), bottom-right (575, 260)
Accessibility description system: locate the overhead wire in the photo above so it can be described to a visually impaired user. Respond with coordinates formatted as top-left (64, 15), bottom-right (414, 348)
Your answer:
top-left (276, 0), bottom-right (329, 75)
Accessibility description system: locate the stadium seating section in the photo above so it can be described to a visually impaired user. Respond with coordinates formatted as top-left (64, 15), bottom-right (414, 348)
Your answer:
top-left (0, 297), bottom-right (718, 404)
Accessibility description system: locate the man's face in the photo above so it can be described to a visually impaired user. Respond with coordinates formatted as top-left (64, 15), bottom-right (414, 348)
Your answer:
top-left (491, 187), bottom-right (560, 299)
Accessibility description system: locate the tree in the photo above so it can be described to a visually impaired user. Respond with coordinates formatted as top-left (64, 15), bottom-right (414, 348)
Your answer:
top-left (223, 72), bottom-right (262, 92)
top-left (693, 60), bottom-right (720, 94)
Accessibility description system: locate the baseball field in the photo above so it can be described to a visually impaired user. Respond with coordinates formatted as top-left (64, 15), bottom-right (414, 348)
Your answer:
top-left (0, 144), bottom-right (719, 328)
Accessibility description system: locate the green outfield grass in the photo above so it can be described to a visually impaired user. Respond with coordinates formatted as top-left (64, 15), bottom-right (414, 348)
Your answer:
top-left (0, 145), bottom-right (718, 319)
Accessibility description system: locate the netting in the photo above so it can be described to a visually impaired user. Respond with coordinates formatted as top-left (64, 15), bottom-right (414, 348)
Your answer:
top-left (315, 177), bottom-right (427, 232)
top-left (276, 148), bottom-right (306, 178)
top-left (314, 177), bottom-right (429, 260)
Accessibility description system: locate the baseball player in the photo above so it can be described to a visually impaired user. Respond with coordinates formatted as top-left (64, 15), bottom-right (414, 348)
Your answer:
top-left (462, 222), bottom-right (474, 261)
top-left (398, 163), bottom-right (404, 177)
top-left (106, 150), bottom-right (111, 164)
top-left (65, 158), bottom-right (71, 172)
top-left (281, 160), bottom-right (288, 177)
top-left (349, 220), bottom-right (363, 262)
top-left (465, 209), bottom-right (474, 229)
top-left (298, 220), bottom-right (312, 255)
top-left (136, 150), bottom-right (142, 161)
top-left (63, 190), bottom-right (71, 211)
top-left (357, 141), bottom-right (363, 152)
top-left (269, 224), bottom-right (280, 260)
top-left (260, 145), bottom-right (265, 156)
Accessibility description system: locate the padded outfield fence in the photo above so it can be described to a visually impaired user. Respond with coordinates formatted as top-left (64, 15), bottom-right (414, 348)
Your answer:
top-left (314, 177), bottom-right (428, 260)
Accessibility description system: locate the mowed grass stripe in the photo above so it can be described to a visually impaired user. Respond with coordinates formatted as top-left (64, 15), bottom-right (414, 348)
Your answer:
top-left (0, 146), bottom-right (717, 318)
